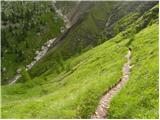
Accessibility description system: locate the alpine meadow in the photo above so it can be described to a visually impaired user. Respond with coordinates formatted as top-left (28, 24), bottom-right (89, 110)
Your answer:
top-left (1, 1), bottom-right (159, 119)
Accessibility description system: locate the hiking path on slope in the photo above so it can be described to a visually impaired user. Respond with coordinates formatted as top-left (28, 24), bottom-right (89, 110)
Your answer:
top-left (91, 49), bottom-right (132, 119)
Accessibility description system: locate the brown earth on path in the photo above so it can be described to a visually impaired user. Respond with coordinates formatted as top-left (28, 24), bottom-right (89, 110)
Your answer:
top-left (91, 49), bottom-right (132, 119)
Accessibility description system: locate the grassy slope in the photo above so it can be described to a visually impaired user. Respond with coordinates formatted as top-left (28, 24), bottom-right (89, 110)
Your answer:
top-left (2, 32), bottom-right (128, 118)
top-left (2, 23), bottom-right (158, 118)
top-left (29, 2), bottom-right (157, 80)
top-left (29, 2), bottom-right (115, 78)
top-left (108, 24), bottom-right (158, 119)
top-left (1, 2), bottom-right (158, 119)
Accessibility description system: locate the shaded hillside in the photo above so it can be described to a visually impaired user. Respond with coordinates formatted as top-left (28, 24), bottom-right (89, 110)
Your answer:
top-left (29, 1), bottom-right (158, 79)
top-left (1, 1), bottom-right (64, 84)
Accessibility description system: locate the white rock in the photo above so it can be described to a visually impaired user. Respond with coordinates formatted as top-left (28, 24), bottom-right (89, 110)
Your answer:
top-left (16, 68), bottom-right (21, 73)
top-left (35, 50), bottom-right (39, 55)
top-left (41, 46), bottom-right (45, 50)
top-left (47, 44), bottom-right (50, 47)
top-left (2, 67), bottom-right (6, 72)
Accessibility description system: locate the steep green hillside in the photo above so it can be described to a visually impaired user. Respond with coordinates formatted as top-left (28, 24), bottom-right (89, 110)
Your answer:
top-left (2, 15), bottom-right (158, 120)
top-left (29, 1), bottom-right (157, 80)
top-left (2, 28), bottom-right (128, 118)
top-left (1, 1), bottom-right (64, 84)
top-left (1, 1), bottom-right (158, 119)
top-left (108, 24), bottom-right (159, 119)
top-left (107, 5), bottom-right (159, 118)
top-left (2, 23), bottom-right (158, 118)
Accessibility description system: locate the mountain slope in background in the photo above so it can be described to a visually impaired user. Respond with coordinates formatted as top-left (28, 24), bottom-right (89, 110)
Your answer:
top-left (1, 1), bottom-right (157, 84)
top-left (29, 1), bottom-right (158, 80)
top-left (1, 2), bottom-right (158, 118)
top-left (1, 1), bottom-right (64, 84)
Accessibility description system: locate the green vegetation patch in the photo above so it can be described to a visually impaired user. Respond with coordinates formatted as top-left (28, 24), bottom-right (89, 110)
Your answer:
top-left (2, 32), bottom-right (128, 118)
top-left (1, 1), bottom-right (64, 84)
top-left (108, 24), bottom-right (159, 119)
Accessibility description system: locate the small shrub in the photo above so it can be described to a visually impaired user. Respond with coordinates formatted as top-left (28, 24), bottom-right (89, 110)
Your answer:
top-left (20, 67), bottom-right (31, 82)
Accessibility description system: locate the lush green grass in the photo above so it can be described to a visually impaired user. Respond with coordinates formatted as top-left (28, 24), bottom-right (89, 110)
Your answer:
top-left (2, 31), bottom-right (129, 118)
top-left (114, 12), bottom-right (140, 34)
top-left (108, 23), bottom-right (159, 119)
top-left (29, 2), bottom-right (157, 79)
top-left (1, 2), bottom-right (158, 119)
top-left (2, 23), bottom-right (158, 118)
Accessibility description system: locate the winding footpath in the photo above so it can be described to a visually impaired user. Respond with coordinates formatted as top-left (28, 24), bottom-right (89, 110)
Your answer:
top-left (91, 49), bottom-right (132, 119)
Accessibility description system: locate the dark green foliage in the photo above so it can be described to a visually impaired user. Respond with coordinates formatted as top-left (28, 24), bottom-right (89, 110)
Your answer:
top-left (114, 12), bottom-right (140, 35)
top-left (56, 52), bottom-right (65, 70)
top-left (29, 2), bottom-right (158, 79)
top-left (1, 1), bottom-right (64, 84)
top-left (1, 2), bottom-right (159, 119)
top-left (20, 67), bottom-right (31, 82)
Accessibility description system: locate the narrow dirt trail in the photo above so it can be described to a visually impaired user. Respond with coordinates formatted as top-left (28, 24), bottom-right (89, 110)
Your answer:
top-left (91, 49), bottom-right (132, 119)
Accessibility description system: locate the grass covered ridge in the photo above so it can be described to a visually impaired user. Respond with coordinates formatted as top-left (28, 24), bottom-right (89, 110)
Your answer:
top-left (29, 2), bottom-right (158, 79)
top-left (1, 2), bottom-right (159, 119)
top-left (108, 24), bottom-right (159, 119)
top-left (2, 30), bottom-right (129, 118)
top-left (2, 23), bottom-right (158, 118)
